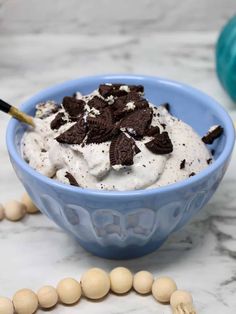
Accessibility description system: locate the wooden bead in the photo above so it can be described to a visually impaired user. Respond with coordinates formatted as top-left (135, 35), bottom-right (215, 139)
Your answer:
top-left (4, 200), bottom-right (26, 221)
top-left (133, 270), bottom-right (154, 294)
top-left (37, 285), bottom-right (58, 309)
top-left (170, 290), bottom-right (193, 309)
top-left (0, 204), bottom-right (4, 221)
top-left (57, 278), bottom-right (81, 305)
top-left (13, 289), bottom-right (38, 314)
top-left (152, 276), bottom-right (177, 303)
top-left (0, 297), bottom-right (14, 314)
top-left (81, 268), bottom-right (110, 300)
top-left (173, 303), bottom-right (196, 314)
top-left (110, 267), bottom-right (133, 294)
top-left (21, 193), bottom-right (39, 214)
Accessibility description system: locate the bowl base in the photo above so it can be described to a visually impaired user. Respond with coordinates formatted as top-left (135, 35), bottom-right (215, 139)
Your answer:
top-left (76, 237), bottom-right (168, 260)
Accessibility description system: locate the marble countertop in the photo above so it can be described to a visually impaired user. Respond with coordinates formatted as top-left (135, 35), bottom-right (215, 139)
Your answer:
top-left (0, 32), bottom-right (236, 314)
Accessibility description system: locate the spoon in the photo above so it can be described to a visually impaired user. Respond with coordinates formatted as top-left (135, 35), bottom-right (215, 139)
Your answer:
top-left (0, 99), bottom-right (34, 127)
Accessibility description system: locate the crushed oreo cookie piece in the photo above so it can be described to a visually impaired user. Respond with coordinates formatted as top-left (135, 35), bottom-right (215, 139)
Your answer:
top-left (99, 84), bottom-right (127, 98)
top-left (110, 132), bottom-right (137, 166)
top-left (99, 84), bottom-right (144, 98)
top-left (129, 85), bottom-right (144, 94)
top-left (113, 92), bottom-right (140, 108)
top-left (211, 149), bottom-right (215, 156)
top-left (189, 172), bottom-right (196, 177)
top-left (180, 159), bottom-right (186, 169)
top-left (62, 96), bottom-right (85, 117)
top-left (207, 158), bottom-right (212, 164)
top-left (50, 112), bottom-right (67, 130)
top-left (98, 84), bottom-right (113, 97)
top-left (88, 96), bottom-right (107, 110)
top-left (161, 123), bottom-right (166, 129)
top-left (86, 107), bottom-right (114, 144)
top-left (86, 120), bottom-right (117, 144)
top-left (113, 93), bottom-right (141, 120)
top-left (98, 107), bottom-right (113, 125)
top-left (56, 117), bottom-right (87, 145)
top-left (126, 91), bottom-right (141, 101)
top-left (134, 144), bottom-right (141, 154)
top-left (120, 108), bottom-right (153, 138)
top-left (145, 131), bottom-right (173, 155)
top-left (35, 101), bottom-right (59, 119)
top-left (161, 103), bottom-right (170, 112)
top-left (65, 172), bottom-right (79, 186)
top-left (134, 98), bottom-right (149, 109)
top-left (202, 125), bottom-right (223, 144)
top-left (145, 126), bottom-right (160, 137)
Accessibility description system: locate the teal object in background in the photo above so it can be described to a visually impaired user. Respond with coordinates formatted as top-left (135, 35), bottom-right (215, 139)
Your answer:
top-left (216, 15), bottom-right (236, 102)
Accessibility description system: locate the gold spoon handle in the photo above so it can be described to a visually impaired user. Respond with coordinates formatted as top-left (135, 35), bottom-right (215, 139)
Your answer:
top-left (0, 99), bottom-right (34, 127)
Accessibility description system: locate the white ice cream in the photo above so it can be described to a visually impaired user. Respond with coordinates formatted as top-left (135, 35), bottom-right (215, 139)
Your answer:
top-left (22, 90), bottom-right (212, 191)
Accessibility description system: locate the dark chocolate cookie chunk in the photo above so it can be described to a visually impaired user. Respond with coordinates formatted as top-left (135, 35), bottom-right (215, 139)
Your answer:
top-left (134, 98), bottom-right (149, 109)
top-left (207, 158), bottom-right (212, 164)
top-left (180, 159), bottom-right (186, 169)
top-left (189, 172), bottom-right (196, 177)
top-left (129, 85), bottom-right (144, 94)
top-left (202, 125), bottom-right (223, 144)
top-left (145, 126), bottom-right (160, 137)
top-left (62, 96), bottom-right (85, 117)
top-left (65, 172), bottom-right (79, 186)
top-left (120, 108), bottom-right (153, 138)
top-left (99, 107), bottom-right (114, 125)
top-left (161, 103), bottom-right (170, 112)
top-left (88, 96), bottom-right (108, 110)
top-left (50, 112), bottom-right (66, 130)
top-left (113, 93), bottom-right (149, 121)
top-left (86, 106), bottom-right (117, 144)
top-left (145, 131), bottom-right (173, 154)
top-left (99, 84), bottom-right (144, 98)
top-left (98, 84), bottom-right (113, 98)
top-left (56, 117), bottom-right (87, 145)
top-left (110, 132), bottom-right (138, 166)
top-left (126, 91), bottom-right (142, 102)
top-left (86, 121), bottom-right (117, 144)
top-left (113, 93), bottom-right (139, 120)
top-left (99, 84), bottom-right (127, 98)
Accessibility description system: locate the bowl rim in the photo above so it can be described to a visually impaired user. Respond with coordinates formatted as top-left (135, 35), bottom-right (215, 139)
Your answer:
top-left (6, 74), bottom-right (235, 199)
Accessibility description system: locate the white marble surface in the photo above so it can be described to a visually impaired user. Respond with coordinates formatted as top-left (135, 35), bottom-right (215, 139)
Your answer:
top-left (0, 0), bottom-right (235, 34)
top-left (0, 30), bottom-right (236, 314)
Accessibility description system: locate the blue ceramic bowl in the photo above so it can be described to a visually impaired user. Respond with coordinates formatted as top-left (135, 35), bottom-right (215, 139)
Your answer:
top-left (6, 75), bottom-right (235, 259)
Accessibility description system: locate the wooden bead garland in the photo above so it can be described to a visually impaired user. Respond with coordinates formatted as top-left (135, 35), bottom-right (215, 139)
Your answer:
top-left (0, 297), bottom-right (14, 314)
top-left (133, 270), bottom-right (153, 294)
top-left (0, 195), bottom-right (197, 313)
top-left (0, 193), bottom-right (40, 223)
top-left (21, 193), bottom-right (39, 214)
top-left (0, 204), bottom-right (4, 221)
top-left (13, 289), bottom-right (38, 314)
top-left (110, 267), bottom-right (133, 294)
top-left (0, 268), bottom-right (196, 314)
top-left (57, 278), bottom-right (81, 305)
top-left (152, 276), bottom-right (177, 303)
top-left (4, 200), bottom-right (26, 221)
top-left (37, 285), bottom-right (58, 309)
top-left (81, 268), bottom-right (110, 299)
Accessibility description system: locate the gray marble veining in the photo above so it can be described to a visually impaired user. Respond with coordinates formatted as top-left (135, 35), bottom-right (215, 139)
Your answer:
top-left (0, 30), bottom-right (236, 313)
top-left (0, 0), bottom-right (235, 34)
